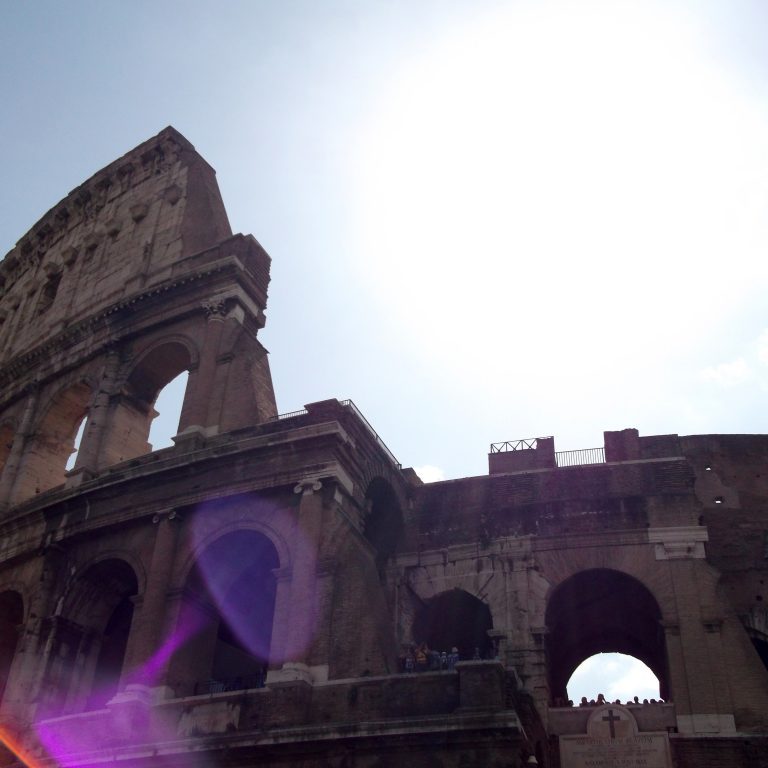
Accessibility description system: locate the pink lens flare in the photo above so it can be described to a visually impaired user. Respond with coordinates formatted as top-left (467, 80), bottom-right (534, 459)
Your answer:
top-left (188, 499), bottom-right (319, 665)
top-left (34, 616), bottom-right (204, 767)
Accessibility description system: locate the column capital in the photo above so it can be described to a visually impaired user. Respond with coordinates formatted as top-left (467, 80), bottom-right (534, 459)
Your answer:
top-left (201, 297), bottom-right (228, 320)
top-left (294, 478), bottom-right (322, 496)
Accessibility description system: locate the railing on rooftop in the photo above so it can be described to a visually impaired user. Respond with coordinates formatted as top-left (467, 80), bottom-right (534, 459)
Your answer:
top-left (555, 447), bottom-right (605, 467)
top-left (490, 437), bottom-right (550, 453)
top-left (490, 437), bottom-right (606, 468)
top-left (269, 399), bottom-right (402, 469)
top-left (272, 407), bottom-right (308, 420)
top-left (340, 399), bottom-right (402, 469)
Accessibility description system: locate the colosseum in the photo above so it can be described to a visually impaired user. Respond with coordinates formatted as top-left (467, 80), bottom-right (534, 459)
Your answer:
top-left (0, 127), bottom-right (766, 768)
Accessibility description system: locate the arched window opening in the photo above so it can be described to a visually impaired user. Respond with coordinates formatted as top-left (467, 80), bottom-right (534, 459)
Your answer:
top-left (102, 342), bottom-right (191, 465)
top-left (412, 588), bottom-right (493, 661)
top-left (36, 270), bottom-right (62, 315)
top-left (0, 591), bottom-right (23, 704)
top-left (0, 424), bottom-right (14, 476)
top-left (545, 569), bottom-right (668, 705)
top-left (752, 637), bottom-right (768, 672)
top-left (174, 530), bottom-right (279, 696)
top-left (43, 559), bottom-right (138, 715)
top-left (364, 478), bottom-right (403, 575)
top-left (65, 416), bottom-right (88, 471)
top-left (87, 595), bottom-right (135, 709)
top-left (567, 652), bottom-right (660, 706)
top-left (147, 371), bottom-right (188, 450)
top-left (13, 382), bottom-right (92, 501)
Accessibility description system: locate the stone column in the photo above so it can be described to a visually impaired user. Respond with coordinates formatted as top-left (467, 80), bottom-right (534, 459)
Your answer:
top-left (120, 511), bottom-right (181, 697)
top-left (72, 347), bottom-right (120, 475)
top-left (267, 478), bottom-right (325, 685)
top-left (0, 384), bottom-right (39, 508)
top-left (177, 300), bottom-right (226, 437)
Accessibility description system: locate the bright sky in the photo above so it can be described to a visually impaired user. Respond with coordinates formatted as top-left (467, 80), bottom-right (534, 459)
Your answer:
top-left (3, 0), bottom-right (767, 699)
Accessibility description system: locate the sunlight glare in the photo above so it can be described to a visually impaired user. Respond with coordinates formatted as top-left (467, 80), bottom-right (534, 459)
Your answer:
top-left (353, 1), bottom-right (768, 406)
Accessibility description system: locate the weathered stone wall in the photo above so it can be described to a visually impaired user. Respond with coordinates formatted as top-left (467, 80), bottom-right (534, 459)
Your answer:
top-left (0, 129), bottom-right (277, 507)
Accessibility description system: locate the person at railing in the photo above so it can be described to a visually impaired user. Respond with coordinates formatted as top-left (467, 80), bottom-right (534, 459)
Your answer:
top-left (415, 643), bottom-right (429, 672)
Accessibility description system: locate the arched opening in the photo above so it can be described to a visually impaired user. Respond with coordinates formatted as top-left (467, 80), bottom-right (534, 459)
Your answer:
top-left (148, 371), bottom-right (188, 449)
top-left (567, 652), bottom-right (660, 705)
top-left (412, 588), bottom-right (493, 660)
top-left (101, 342), bottom-right (191, 465)
top-left (87, 594), bottom-right (135, 709)
top-left (172, 530), bottom-right (279, 696)
top-left (751, 637), bottom-right (768, 672)
top-left (13, 382), bottom-right (92, 501)
top-left (43, 559), bottom-right (138, 714)
top-left (0, 424), bottom-right (14, 476)
top-left (65, 416), bottom-right (88, 471)
top-left (364, 478), bottom-right (403, 575)
top-left (0, 591), bottom-right (23, 704)
top-left (545, 569), bottom-right (668, 704)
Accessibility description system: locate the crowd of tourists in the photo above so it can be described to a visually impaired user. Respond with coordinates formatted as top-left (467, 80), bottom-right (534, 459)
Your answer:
top-left (552, 693), bottom-right (667, 707)
top-left (400, 643), bottom-right (485, 672)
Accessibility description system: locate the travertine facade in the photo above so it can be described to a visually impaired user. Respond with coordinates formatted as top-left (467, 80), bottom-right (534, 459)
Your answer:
top-left (0, 129), bottom-right (766, 768)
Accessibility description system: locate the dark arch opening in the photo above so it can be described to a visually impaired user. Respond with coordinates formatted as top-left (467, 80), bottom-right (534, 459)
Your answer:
top-left (182, 530), bottom-right (280, 694)
top-left (364, 478), bottom-right (403, 574)
top-left (0, 591), bottom-right (23, 704)
top-left (126, 342), bottom-right (192, 408)
top-left (104, 342), bottom-right (192, 465)
top-left (44, 558), bottom-right (139, 714)
top-left (545, 569), bottom-right (667, 704)
top-left (412, 588), bottom-right (493, 660)
top-left (0, 424), bottom-right (14, 476)
top-left (88, 594), bottom-right (135, 709)
top-left (752, 637), bottom-right (768, 672)
top-left (77, 559), bottom-right (138, 709)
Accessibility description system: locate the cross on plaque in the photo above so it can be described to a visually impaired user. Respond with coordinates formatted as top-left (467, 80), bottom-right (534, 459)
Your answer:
top-left (602, 709), bottom-right (621, 738)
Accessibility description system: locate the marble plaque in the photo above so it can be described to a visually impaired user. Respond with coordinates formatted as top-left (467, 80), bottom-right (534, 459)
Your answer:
top-left (559, 704), bottom-right (671, 768)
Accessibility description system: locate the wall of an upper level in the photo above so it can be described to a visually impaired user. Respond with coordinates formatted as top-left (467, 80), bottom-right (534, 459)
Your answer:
top-left (0, 127), bottom-right (232, 366)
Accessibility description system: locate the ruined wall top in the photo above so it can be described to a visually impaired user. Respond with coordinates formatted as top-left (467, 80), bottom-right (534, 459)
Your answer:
top-left (0, 127), bottom-right (249, 366)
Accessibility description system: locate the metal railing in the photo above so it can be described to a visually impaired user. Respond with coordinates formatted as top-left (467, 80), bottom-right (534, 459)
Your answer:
top-left (490, 437), bottom-right (549, 453)
top-left (340, 399), bottom-right (402, 469)
top-left (271, 407), bottom-right (308, 421)
top-left (194, 672), bottom-right (265, 695)
top-left (555, 447), bottom-right (606, 467)
top-left (268, 400), bottom-right (401, 469)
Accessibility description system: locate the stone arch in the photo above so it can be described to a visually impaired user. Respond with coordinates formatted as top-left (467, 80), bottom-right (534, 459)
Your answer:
top-left (178, 513), bottom-right (292, 587)
top-left (0, 590), bottom-right (23, 704)
top-left (71, 549), bottom-right (147, 601)
top-left (363, 476), bottom-right (404, 574)
top-left (412, 588), bottom-right (494, 660)
top-left (45, 558), bottom-right (139, 714)
top-left (359, 461), bottom-right (408, 514)
top-left (169, 528), bottom-right (281, 696)
top-left (102, 338), bottom-right (196, 464)
top-left (16, 380), bottom-right (93, 498)
top-left (124, 336), bottom-right (199, 403)
top-left (739, 605), bottom-right (768, 673)
top-left (545, 568), bottom-right (667, 703)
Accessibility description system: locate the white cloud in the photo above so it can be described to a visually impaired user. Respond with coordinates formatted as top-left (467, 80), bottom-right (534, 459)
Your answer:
top-left (700, 358), bottom-right (751, 387)
top-left (414, 465), bottom-right (445, 483)
top-left (756, 329), bottom-right (768, 366)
